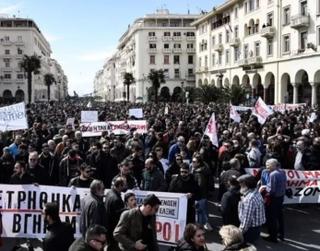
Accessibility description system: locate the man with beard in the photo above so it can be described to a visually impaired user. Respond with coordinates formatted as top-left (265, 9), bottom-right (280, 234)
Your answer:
top-left (69, 163), bottom-right (94, 188)
top-left (141, 158), bottom-right (167, 191)
top-left (58, 149), bottom-right (83, 186)
top-left (39, 143), bottom-right (56, 184)
top-left (168, 163), bottom-right (199, 223)
top-left (238, 174), bottom-right (265, 243)
top-left (42, 202), bottom-right (74, 251)
top-left (110, 137), bottom-right (130, 163)
top-left (112, 160), bottom-right (139, 190)
top-left (10, 161), bottom-right (35, 184)
top-left (104, 177), bottom-right (126, 251)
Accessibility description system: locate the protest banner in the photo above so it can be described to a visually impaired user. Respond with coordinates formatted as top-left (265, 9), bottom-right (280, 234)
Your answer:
top-left (0, 102), bottom-right (28, 132)
top-left (232, 106), bottom-right (253, 112)
top-left (245, 169), bottom-right (320, 204)
top-left (108, 120), bottom-right (147, 134)
top-left (80, 111), bottom-right (98, 123)
top-left (0, 185), bottom-right (187, 246)
top-left (230, 105), bottom-right (241, 123)
top-left (80, 122), bottom-right (108, 137)
top-left (252, 97), bottom-right (273, 124)
top-left (271, 103), bottom-right (306, 113)
top-left (204, 113), bottom-right (218, 147)
top-left (66, 118), bottom-right (75, 129)
top-left (129, 108), bottom-right (143, 119)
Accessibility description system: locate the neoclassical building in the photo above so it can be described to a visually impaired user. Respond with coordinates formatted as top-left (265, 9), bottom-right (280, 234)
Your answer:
top-left (0, 17), bottom-right (68, 103)
top-left (192, 0), bottom-right (320, 105)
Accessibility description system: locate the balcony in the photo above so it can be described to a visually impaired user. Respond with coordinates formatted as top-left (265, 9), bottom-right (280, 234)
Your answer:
top-left (291, 14), bottom-right (310, 29)
top-left (260, 26), bottom-right (276, 38)
top-left (186, 48), bottom-right (196, 53)
top-left (186, 74), bottom-right (195, 81)
top-left (186, 36), bottom-right (196, 41)
top-left (1, 40), bottom-right (12, 46)
top-left (148, 36), bottom-right (157, 41)
top-left (238, 58), bottom-right (249, 67)
top-left (173, 36), bottom-right (182, 41)
top-left (148, 48), bottom-right (157, 53)
top-left (162, 36), bottom-right (172, 41)
top-left (247, 56), bottom-right (263, 66)
top-left (229, 37), bottom-right (241, 47)
top-left (162, 48), bottom-right (171, 53)
top-left (15, 41), bottom-right (25, 46)
top-left (173, 48), bottom-right (182, 53)
top-left (214, 44), bottom-right (223, 52)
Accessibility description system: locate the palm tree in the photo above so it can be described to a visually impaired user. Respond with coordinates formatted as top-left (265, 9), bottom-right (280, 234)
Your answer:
top-left (20, 55), bottom-right (41, 104)
top-left (148, 69), bottom-right (165, 103)
top-left (44, 73), bottom-right (55, 102)
top-left (123, 72), bottom-right (135, 102)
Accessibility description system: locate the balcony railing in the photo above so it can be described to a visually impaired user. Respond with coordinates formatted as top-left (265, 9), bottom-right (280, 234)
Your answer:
top-left (260, 26), bottom-right (276, 38)
top-left (173, 48), bottom-right (182, 53)
top-left (229, 37), bottom-right (241, 47)
top-left (148, 36), bottom-right (157, 41)
top-left (162, 36), bottom-right (172, 41)
top-left (162, 48), bottom-right (171, 53)
top-left (172, 36), bottom-right (182, 41)
top-left (148, 48), bottom-right (157, 53)
top-left (186, 36), bottom-right (196, 41)
top-left (291, 14), bottom-right (310, 29)
top-left (186, 48), bottom-right (196, 53)
top-left (214, 43), bottom-right (223, 52)
top-left (247, 56), bottom-right (263, 65)
top-left (238, 58), bottom-right (249, 67)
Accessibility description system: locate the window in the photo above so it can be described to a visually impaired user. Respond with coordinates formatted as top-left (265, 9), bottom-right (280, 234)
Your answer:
top-left (283, 35), bottom-right (290, 53)
top-left (244, 44), bottom-right (249, 58)
top-left (174, 55), bottom-right (180, 64)
top-left (235, 26), bottom-right (239, 38)
top-left (149, 43), bottom-right (156, 49)
top-left (4, 36), bottom-right (9, 41)
top-left (256, 0), bottom-right (260, 8)
top-left (249, 0), bottom-right (254, 12)
top-left (188, 68), bottom-right (193, 76)
top-left (17, 48), bottom-right (23, 54)
top-left (198, 57), bottom-right (202, 67)
top-left (283, 7), bottom-right (290, 26)
top-left (226, 30), bottom-right (230, 43)
top-left (318, 0), bottom-right (320, 14)
top-left (5, 49), bottom-right (10, 55)
top-left (267, 12), bottom-right (273, 26)
top-left (218, 53), bottom-right (222, 64)
top-left (164, 55), bottom-right (170, 64)
top-left (174, 69), bottom-right (180, 79)
top-left (148, 32), bottom-right (155, 36)
top-left (186, 32), bottom-right (195, 36)
top-left (255, 42), bottom-right (260, 56)
top-left (173, 32), bottom-right (181, 36)
top-left (4, 73), bottom-right (11, 79)
top-left (267, 39), bottom-right (273, 56)
top-left (204, 56), bottom-right (208, 67)
top-left (17, 74), bottom-right (24, 79)
top-left (301, 1), bottom-right (307, 16)
top-left (3, 58), bottom-right (10, 67)
top-left (300, 31), bottom-right (308, 50)
top-left (187, 43), bottom-right (193, 48)
top-left (164, 44), bottom-right (169, 49)
top-left (234, 47), bottom-right (239, 62)
top-left (212, 36), bottom-right (216, 45)
top-left (245, 2), bottom-right (248, 14)
top-left (188, 55), bottom-right (193, 64)
top-left (219, 33), bottom-right (222, 44)
top-left (235, 7), bottom-right (238, 19)
top-left (212, 54), bottom-right (216, 66)
top-left (226, 49), bottom-right (230, 64)
top-left (150, 55), bottom-right (155, 64)
top-left (318, 26), bottom-right (320, 46)
top-left (173, 43), bottom-right (181, 48)
top-left (164, 32), bottom-right (171, 36)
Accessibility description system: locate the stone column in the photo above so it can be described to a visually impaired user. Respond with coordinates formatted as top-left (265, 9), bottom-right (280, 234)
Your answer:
top-left (263, 87), bottom-right (267, 102)
top-left (292, 83), bottom-right (299, 104)
top-left (311, 82), bottom-right (318, 107)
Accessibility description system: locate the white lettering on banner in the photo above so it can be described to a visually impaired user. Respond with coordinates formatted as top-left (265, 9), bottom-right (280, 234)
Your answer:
top-left (0, 185), bottom-right (187, 246)
top-left (80, 111), bottom-right (98, 123)
top-left (80, 122), bottom-right (109, 137)
top-left (108, 120), bottom-right (147, 134)
top-left (0, 102), bottom-right (28, 131)
top-left (245, 169), bottom-right (320, 204)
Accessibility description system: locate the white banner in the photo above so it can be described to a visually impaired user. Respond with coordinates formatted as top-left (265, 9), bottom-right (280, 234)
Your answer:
top-left (252, 97), bottom-right (273, 124)
top-left (245, 169), bottom-right (320, 204)
top-left (66, 117), bottom-right (75, 130)
top-left (0, 102), bottom-right (28, 132)
top-left (108, 120), bottom-right (147, 134)
top-left (232, 106), bottom-right (253, 112)
top-left (204, 113), bottom-right (218, 147)
top-left (271, 103), bottom-right (306, 113)
top-left (129, 108), bottom-right (143, 119)
top-left (230, 105), bottom-right (241, 123)
top-left (0, 185), bottom-right (187, 246)
top-left (80, 122), bottom-right (109, 137)
top-left (81, 111), bottom-right (98, 123)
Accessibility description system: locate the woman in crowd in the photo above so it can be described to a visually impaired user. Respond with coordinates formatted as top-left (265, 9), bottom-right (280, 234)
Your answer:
top-left (124, 192), bottom-right (137, 209)
top-left (176, 223), bottom-right (208, 251)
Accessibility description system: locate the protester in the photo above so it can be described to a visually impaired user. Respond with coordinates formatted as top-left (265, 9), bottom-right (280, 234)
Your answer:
top-left (176, 223), bottom-right (208, 251)
top-left (124, 192), bottom-right (137, 209)
top-left (80, 179), bottom-right (107, 237)
top-left (112, 160), bottom-right (139, 190)
top-left (42, 202), bottom-right (74, 251)
top-left (114, 194), bottom-right (161, 251)
top-left (69, 225), bottom-right (107, 251)
top-left (141, 158), bottom-right (167, 191)
top-left (9, 161), bottom-right (35, 184)
top-left (27, 151), bottom-right (50, 184)
top-left (68, 163), bottom-right (94, 188)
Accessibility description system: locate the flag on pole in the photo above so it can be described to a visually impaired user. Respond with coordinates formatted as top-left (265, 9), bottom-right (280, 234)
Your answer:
top-left (252, 97), bottom-right (273, 124)
top-left (230, 105), bottom-right (241, 123)
top-left (204, 113), bottom-right (219, 147)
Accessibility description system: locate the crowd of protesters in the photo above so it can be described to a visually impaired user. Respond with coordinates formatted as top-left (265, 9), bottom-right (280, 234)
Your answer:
top-left (0, 99), bottom-right (319, 250)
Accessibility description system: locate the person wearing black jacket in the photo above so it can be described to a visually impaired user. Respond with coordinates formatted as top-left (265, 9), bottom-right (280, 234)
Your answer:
top-left (220, 176), bottom-right (241, 227)
top-left (42, 202), bottom-right (74, 251)
top-left (10, 161), bottom-right (35, 184)
top-left (105, 177), bottom-right (126, 251)
top-left (28, 151), bottom-right (50, 185)
top-left (68, 163), bottom-right (94, 188)
top-left (169, 163), bottom-right (200, 223)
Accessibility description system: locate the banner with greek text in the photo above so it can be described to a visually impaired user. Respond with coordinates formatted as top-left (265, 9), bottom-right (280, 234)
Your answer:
top-left (0, 102), bottom-right (28, 132)
top-left (0, 185), bottom-right (187, 246)
top-left (80, 122), bottom-right (109, 137)
top-left (108, 120), bottom-right (147, 134)
top-left (271, 103), bottom-right (306, 113)
top-left (245, 169), bottom-right (320, 204)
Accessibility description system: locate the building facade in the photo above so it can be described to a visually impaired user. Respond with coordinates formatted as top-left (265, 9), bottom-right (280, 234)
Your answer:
top-left (0, 17), bottom-right (68, 103)
top-left (94, 9), bottom-right (199, 102)
top-left (193, 0), bottom-right (320, 106)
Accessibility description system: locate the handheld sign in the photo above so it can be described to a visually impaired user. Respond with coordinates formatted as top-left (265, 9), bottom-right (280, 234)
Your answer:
top-left (0, 102), bottom-right (28, 132)
top-left (81, 111), bottom-right (98, 123)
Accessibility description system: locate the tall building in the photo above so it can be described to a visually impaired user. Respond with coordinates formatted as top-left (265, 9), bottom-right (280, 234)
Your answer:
top-left (94, 9), bottom-right (199, 102)
top-left (192, 0), bottom-right (320, 106)
top-left (0, 17), bottom-right (68, 103)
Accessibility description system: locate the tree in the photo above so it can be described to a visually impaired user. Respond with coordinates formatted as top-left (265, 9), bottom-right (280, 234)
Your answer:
top-left (225, 84), bottom-right (247, 105)
top-left (20, 55), bottom-right (41, 104)
top-left (123, 72), bottom-right (135, 102)
top-left (159, 87), bottom-right (171, 102)
top-left (44, 73), bottom-right (55, 102)
top-left (148, 70), bottom-right (165, 103)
